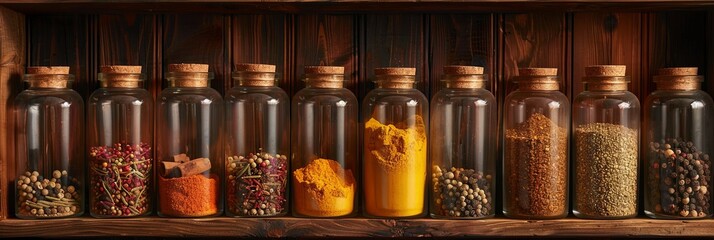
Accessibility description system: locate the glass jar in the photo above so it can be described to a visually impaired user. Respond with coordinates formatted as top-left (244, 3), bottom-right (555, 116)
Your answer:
top-left (572, 65), bottom-right (639, 219)
top-left (291, 66), bottom-right (358, 218)
top-left (503, 68), bottom-right (569, 219)
top-left (225, 63), bottom-right (289, 217)
top-left (363, 67), bottom-right (428, 218)
top-left (429, 66), bottom-right (496, 219)
top-left (14, 66), bottom-right (84, 219)
top-left (644, 67), bottom-right (713, 219)
top-left (156, 63), bottom-right (223, 217)
top-left (87, 66), bottom-right (153, 218)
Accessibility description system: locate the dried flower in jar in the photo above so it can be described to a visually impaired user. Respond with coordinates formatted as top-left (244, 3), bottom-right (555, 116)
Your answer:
top-left (227, 150), bottom-right (288, 217)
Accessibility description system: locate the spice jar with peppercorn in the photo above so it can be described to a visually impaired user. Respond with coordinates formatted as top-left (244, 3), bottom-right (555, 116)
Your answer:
top-left (429, 66), bottom-right (496, 219)
top-left (291, 66), bottom-right (358, 218)
top-left (503, 68), bottom-right (570, 219)
top-left (225, 63), bottom-right (289, 217)
top-left (644, 67), bottom-right (713, 219)
top-left (362, 67), bottom-right (428, 218)
top-left (572, 65), bottom-right (640, 219)
top-left (14, 66), bottom-right (84, 219)
top-left (87, 65), bottom-right (153, 218)
top-left (156, 63), bottom-right (223, 217)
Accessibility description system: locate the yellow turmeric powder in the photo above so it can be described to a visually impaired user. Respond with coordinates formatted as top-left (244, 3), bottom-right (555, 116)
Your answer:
top-left (364, 116), bottom-right (427, 217)
top-left (293, 158), bottom-right (355, 217)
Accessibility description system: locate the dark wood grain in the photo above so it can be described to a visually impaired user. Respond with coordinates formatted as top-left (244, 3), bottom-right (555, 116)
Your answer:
top-left (429, 14), bottom-right (494, 96)
top-left (0, 6), bottom-right (24, 220)
top-left (361, 14), bottom-right (427, 99)
top-left (501, 13), bottom-right (569, 97)
top-left (98, 14), bottom-right (160, 97)
top-left (572, 13), bottom-right (643, 97)
top-left (4, 2), bottom-right (714, 15)
top-left (294, 14), bottom-right (357, 95)
top-left (163, 14), bottom-right (227, 94)
top-left (644, 11), bottom-right (707, 97)
top-left (3, 217), bottom-right (714, 237)
top-left (28, 15), bottom-right (92, 97)
top-left (231, 14), bottom-right (288, 92)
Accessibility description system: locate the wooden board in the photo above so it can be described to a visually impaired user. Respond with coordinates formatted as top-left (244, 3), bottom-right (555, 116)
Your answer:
top-left (98, 14), bottom-right (160, 97)
top-left (429, 14), bottom-right (494, 95)
top-left (500, 13), bottom-right (569, 97)
top-left (28, 15), bottom-right (92, 97)
top-left (572, 13), bottom-right (643, 97)
top-left (644, 11), bottom-right (707, 97)
top-left (361, 14), bottom-right (427, 99)
top-left (231, 14), bottom-right (288, 92)
top-left (0, 6), bottom-right (24, 220)
top-left (162, 14), bottom-right (228, 94)
top-left (294, 14), bottom-right (357, 95)
top-left (2, 217), bottom-right (714, 237)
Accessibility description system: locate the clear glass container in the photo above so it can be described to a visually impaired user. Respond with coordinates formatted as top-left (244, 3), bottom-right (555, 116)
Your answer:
top-left (291, 66), bottom-right (358, 218)
top-left (644, 67), bottom-right (713, 219)
top-left (362, 67), bottom-right (428, 218)
top-left (156, 64), bottom-right (223, 217)
top-left (429, 66), bottom-right (496, 219)
top-left (572, 65), bottom-right (639, 219)
top-left (503, 68), bottom-right (569, 219)
top-left (225, 63), bottom-right (289, 217)
top-left (87, 66), bottom-right (153, 218)
top-left (14, 66), bottom-right (84, 219)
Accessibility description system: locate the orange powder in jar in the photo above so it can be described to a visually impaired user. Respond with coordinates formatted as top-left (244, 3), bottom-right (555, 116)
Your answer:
top-left (158, 174), bottom-right (218, 217)
top-left (293, 158), bottom-right (355, 217)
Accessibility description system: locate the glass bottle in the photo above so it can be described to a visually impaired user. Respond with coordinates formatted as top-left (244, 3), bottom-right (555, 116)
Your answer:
top-left (291, 66), bottom-right (358, 218)
top-left (225, 63), bottom-right (289, 217)
top-left (573, 65), bottom-right (639, 219)
top-left (644, 67), bottom-right (713, 219)
top-left (156, 63), bottom-right (223, 217)
top-left (15, 66), bottom-right (84, 219)
top-left (503, 68), bottom-right (569, 219)
top-left (429, 66), bottom-right (496, 219)
top-left (87, 65), bottom-right (153, 218)
top-left (363, 67), bottom-right (428, 218)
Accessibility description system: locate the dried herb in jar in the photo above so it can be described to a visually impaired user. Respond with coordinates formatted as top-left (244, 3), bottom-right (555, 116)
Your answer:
top-left (89, 143), bottom-right (152, 217)
top-left (227, 150), bottom-right (288, 216)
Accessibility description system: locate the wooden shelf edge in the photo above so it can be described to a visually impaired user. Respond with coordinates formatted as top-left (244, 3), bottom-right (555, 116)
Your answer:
top-left (0, 217), bottom-right (712, 237)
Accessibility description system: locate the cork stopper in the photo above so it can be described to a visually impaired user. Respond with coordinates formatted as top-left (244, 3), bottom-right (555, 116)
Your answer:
top-left (583, 65), bottom-right (629, 91)
top-left (233, 63), bottom-right (277, 87)
top-left (515, 68), bottom-right (559, 91)
top-left (166, 63), bottom-right (212, 88)
top-left (304, 66), bottom-right (345, 89)
top-left (168, 63), bottom-right (209, 73)
top-left (99, 65), bottom-right (143, 88)
top-left (25, 66), bottom-right (73, 88)
top-left (375, 67), bottom-right (416, 89)
top-left (654, 67), bottom-right (702, 91)
top-left (443, 65), bottom-right (486, 89)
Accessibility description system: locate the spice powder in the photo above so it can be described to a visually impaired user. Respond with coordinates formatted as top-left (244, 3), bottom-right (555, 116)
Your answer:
top-left (293, 158), bottom-right (355, 217)
top-left (159, 174), bottom-right (218, 217)
top-left (364, 116), bottom-right (427, 217)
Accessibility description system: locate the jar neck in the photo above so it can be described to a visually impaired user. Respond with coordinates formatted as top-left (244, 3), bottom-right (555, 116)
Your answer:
top-left (654, 76), bottom-right (702, 91)
top-left (167, 72), bottom-right (211, 88)
top-left (375, 75), bottom-right (415, 89)
top-left (515, 76), bottom-right (559, 91)
top-left (25, 74), bottom-right (73, 89)
top-left (233, 71), bottom-right (276, 87)
top-left (99, 73), bottom-right (143, 88)
top-left (304, 73), bottom-right (344, 89)
top-left (443, 75), bottom-right (486, 89)
top-left (583, 76), bottom-right (628, 91)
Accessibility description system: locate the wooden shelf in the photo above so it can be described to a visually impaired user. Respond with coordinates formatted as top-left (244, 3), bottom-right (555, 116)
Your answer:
top-left (1, 216), bottom-right (713, 237)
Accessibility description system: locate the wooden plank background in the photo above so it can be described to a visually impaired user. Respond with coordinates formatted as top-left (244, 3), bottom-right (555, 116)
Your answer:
top-left (1, 7), bottom-right (713, 219)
